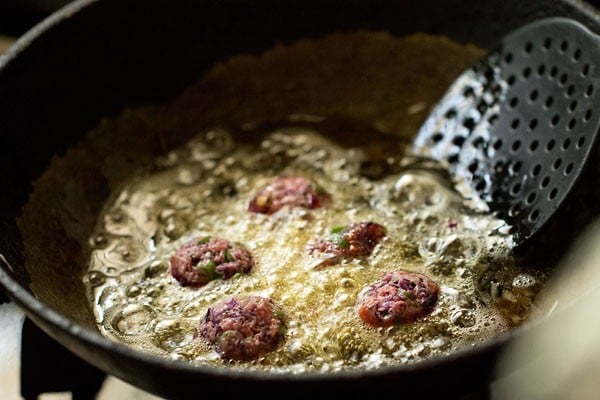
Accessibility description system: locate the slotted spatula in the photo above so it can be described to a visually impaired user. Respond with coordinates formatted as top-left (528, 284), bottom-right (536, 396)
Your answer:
top-left (413, 17), bottom-right (600, 248)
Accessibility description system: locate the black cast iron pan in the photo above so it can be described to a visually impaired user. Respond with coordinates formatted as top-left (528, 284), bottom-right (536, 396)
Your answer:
top-left (1, 0), bottom-right (599, 398)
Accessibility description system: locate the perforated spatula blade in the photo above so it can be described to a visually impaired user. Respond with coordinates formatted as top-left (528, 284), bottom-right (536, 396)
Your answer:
top-left (413, 17), bottom-right (600, 248)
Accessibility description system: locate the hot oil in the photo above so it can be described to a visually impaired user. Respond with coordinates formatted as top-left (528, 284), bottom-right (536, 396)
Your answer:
top-left (83, 120), bottom-right (547, 373)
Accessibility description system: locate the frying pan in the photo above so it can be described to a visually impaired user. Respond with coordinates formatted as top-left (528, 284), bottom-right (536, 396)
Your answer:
top-left (1, 0), bottom-right (599, 398)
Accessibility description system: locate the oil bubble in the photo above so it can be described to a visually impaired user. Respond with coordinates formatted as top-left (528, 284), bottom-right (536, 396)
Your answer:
top-left (109, 304), bottom-right (156, 336)
top-left (419, 237), bottom-right (441, 259)
top-left (424, 214), bottom-right (439, 225)
top-left (450, 308), bottom-right (476, 327)
top-left (164, 219), bottom-right (186, 240)
top-left (339, 277), bottom-right (356, 288)
top-left (97, 285), bottom-right (121, 310)
top-left (392, 345), bottom-right (408, 359)
top-left (103, 239), bottom-right (144, 266)
top-left (158, 208), bottom-right (175, 222)
top-left (145, 261), bottom-right (167, 278)
top-left (177, 166), bottom-right (201, 185)
top-left (91, 234), bottom-right (108, 248)
top-left (202, 129), bottom-right (234, 153)
top-left (430, 336), bottom-right (448, 349)
top-left (109, 210), bottom-right (124, 223)
top-left (392, 171), bottom-right (446, 208)
top-left (181, 301), bottom-right (203, 318)
top-left (311, 356), bottom-right (325, 368)
top-left (441, 234), bottom-right (480, 260)
top-left (152, 319), bottom-right (194, 351)
top-left (126, 285), bottom-right (142, 297)
top-left (84, 271), bottom-right (106, 287)
top-left (156, 151), bottom-right (179, 167)
top-left (332, 292), bottom-right (352, 308)
top-left (146, 287), bottom-right (161, 298)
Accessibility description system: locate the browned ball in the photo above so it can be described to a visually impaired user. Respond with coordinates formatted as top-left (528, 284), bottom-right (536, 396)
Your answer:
top-left (307, 222), bottom-right (386, 268)
top-left (169, 236), bottom-right (253, 287)
top-left (358, 270), bottom-right (440, 327)
top-left (198, 295), bottom-right (285, 361)
top-left (248, 176), bottom-right (327, 215)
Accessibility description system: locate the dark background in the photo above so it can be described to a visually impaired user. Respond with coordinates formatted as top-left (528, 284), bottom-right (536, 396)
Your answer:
top-left (1, 0), bottom-right (600, 39)
top-left (0, 0), bottom-right (71, 37)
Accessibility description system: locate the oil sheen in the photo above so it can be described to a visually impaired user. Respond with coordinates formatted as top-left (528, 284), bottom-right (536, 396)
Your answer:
top-left (84, 121), bottom-right (546, 373)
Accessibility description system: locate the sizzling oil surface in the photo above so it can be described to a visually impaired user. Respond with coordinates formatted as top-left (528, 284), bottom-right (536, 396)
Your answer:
top-left (84, 121), bottom-right (546, 372)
